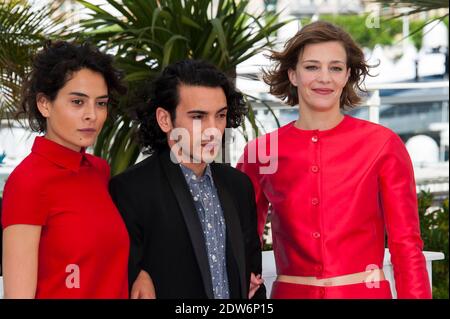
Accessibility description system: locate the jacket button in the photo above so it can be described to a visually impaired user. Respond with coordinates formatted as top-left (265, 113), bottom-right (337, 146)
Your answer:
top-left (312, 232), bottom-right (321, 239)
top-left (311, 165), bottom-right (319, 173)
top-left (311, 198), bottom-right (319, 206)
top-left (311, 135), bottom-right (319, 143)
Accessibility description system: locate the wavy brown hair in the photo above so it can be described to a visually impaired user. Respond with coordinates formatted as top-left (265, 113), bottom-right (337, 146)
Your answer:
top-left (263, 21), bottom-right (372, 108)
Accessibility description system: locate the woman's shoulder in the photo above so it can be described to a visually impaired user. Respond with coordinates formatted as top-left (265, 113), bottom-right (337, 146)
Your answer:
top-left (345, 116), bottom-right (407, 158)
top-left (347, 116), bottom-right (396, 136)
top-left (4, 153), bottom-right (48, 193)
top-left (244, 121), bottom-right (294, 151)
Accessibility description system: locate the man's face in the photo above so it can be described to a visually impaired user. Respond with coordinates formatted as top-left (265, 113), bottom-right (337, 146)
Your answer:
top-left (166, 84), bottom-right (228, 164)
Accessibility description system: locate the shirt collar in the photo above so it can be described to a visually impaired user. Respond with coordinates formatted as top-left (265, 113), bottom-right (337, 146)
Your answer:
top-left (180, 163), bottom-right (213, 183)
top-left (32, 136), bottom-right (91, 172)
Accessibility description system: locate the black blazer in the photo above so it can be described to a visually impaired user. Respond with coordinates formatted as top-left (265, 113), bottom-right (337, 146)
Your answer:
top-left (109, 148), bottom-right (265, 299)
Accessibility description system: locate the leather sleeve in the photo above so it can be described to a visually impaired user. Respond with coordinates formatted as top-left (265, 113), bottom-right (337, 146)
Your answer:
top-left (379, 134), bottom-right (432, 299)
top-left (237, 143), bottom-right (270, 242)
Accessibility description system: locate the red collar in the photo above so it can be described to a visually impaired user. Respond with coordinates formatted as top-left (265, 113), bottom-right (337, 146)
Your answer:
top-left (32, 136), bottom-right (92, 172)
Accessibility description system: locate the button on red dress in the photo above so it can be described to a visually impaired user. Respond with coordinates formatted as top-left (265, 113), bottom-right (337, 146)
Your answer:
top-left (237, 115), bottom-right (432, 299)
top-left (2, 136), bottom-right (129, 298)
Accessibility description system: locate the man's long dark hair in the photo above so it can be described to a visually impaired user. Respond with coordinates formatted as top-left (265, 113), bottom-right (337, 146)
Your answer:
top-left (136, 60), bottom-right (247, 155)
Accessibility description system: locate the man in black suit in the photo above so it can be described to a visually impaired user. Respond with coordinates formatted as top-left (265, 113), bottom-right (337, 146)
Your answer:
top-left (109, 60), bottom-right (265, 299)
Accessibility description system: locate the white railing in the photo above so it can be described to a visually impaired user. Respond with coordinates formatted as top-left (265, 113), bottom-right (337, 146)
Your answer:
top-left (262, 248), bottom-right (445, 299)
top-left (364, 81), bottom-right (449, 124)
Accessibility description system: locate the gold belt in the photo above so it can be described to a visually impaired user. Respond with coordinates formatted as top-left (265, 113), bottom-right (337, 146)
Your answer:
top-left (277, 269), bottom-right (385, 287)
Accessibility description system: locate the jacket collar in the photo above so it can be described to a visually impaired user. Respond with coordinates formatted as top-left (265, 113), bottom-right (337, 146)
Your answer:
top-left (158, 148), bottom-right (247, 298)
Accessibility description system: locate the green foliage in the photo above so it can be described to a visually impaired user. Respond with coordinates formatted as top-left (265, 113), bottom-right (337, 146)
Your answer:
top-left (409, 15), bottom-right (449, 50)
top-left (410, 19), bottom-right (426, 49)
top-left (418, 191), bottom-right (449, 299)
top-left (329, 14), bottom-right (401, 49)
top-left (301, 14), bottom-right (448, 50)
top-left (0, 0), bottom-right (65, 121)
top-left (300, 14), bottom-right (402, 49)
top-left (76, 0), bottom-right (284, 175)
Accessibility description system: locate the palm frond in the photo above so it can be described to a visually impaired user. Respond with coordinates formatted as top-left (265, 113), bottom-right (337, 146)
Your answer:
top-left (371, 0), bottom-right (448, 46)
top-left (373, 0), bottom-right (448, 19)
top-left (0, 1), bottom-right (66, 122)
top-left (76, 0), bottom-right (285, 174)
top-left (373, 0), bottom-right (448, 11)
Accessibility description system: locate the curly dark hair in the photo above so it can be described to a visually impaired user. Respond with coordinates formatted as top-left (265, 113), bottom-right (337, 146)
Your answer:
top-left (263, 21), bottom-right (373, 109)
top-left (18, 40), bottom-right (126, 132)
top-left (136, 59), bottom-right (247, 154)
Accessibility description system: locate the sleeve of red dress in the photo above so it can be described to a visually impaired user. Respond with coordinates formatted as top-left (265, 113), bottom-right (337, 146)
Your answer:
top-left (236, 143), bottom-right (270, 243)
top-left (378, 134), bottom-right (432, 299)
top-left (1, 170), bottom-right (48, 228)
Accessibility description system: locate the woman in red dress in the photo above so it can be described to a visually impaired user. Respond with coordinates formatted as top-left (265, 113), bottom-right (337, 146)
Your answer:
top-left (237, 21), bottom-right (432, 299)
top-left (2, 41), bottom-right (129, 298)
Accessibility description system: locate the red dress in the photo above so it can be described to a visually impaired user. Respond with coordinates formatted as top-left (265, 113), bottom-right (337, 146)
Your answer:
top-left (237, 115), bottom-right (431, 299)
top-left (2, 136), bottom-right (129, 298)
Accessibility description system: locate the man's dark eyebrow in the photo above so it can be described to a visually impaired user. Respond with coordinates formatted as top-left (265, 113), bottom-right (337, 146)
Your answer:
top-left (187, 106), bottom-right (228, 115)
top-left (215, 106), bottom-right (228, 114)
top-left (68, 92), bottom-right (109, 99)
top-left (187, 110), bottom-right (209, 115)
